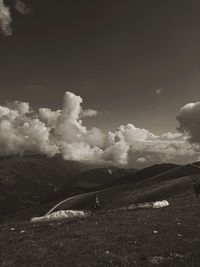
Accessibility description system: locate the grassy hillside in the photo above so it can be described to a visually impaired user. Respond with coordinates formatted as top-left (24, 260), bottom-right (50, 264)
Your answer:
top-left (0, 170), bottom-right (200, 266)
top-left (42, 172), bottom-right (194, 215)
top-left (118, 163), bottom-right (180, 184)
top-left (1, 156), bottom-right (200, 222)
top-left (73, 166), bottom-right (137, 189)
top-left (0, 155), bottom-right (136, 217)
top-left (37, 162), bottom-right (200, 215)
top-left (2, 160), bottom-right (200, 224)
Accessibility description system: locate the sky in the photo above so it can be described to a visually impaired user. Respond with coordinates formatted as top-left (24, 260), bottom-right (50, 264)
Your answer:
top-left (0, 0), bottom-right (200, 167)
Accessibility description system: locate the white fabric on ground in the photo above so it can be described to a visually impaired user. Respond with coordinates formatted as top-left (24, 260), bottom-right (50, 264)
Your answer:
top-left (152, 200), bottom-right (169, 208)
top-left (31, 210), bottom-right (91, 223)
top-left (109, 200), bottom-right (169, 213)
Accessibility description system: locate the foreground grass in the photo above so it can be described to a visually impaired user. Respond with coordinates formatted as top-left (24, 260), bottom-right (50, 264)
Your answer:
top-left (0, 192), bottom-right (200, 266)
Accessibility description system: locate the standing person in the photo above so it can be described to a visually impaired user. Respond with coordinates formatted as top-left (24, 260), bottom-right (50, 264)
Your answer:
top-left (95, 194), bottom-right (100, 209)
top-left (193, 179), bottom-right (200, 198)
top-left (92, 194), bottom-right (101, 214)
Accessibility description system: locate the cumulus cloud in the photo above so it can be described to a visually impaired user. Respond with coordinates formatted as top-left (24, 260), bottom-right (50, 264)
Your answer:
top-left (128, 132), bottom-right (198, 167)
top-left (39, 108), bottom-right (61, 128)
top-left (103, 138), bottom-right (129, 165)
top-left (106, 124), bottom-right (199, 167)
top-left (0, 0), bottom-right (30, 36)
top-left (7, 101), bottom-right (30, 115)
top-left (0, 92), bottom-right (199, 167)
top-left (177, 101), bottom-right (200, 143)
top-left (0, 92), bottom-right (105, 163)
top-left (0, 0), bottom-right (12, 36)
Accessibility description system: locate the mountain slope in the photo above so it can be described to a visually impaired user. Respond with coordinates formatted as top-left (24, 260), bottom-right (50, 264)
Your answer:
top-left (42, 162), bottom-right (200, 215)
top-left (3, 161), bottom-right (200, 224)
top-left (1, 162), bottom-right (200, 267)
top-left (1, 162), bottom-right (200, 266)
top-left (73, 167), bottom-right (137, 189)
top-left (0, 154), bottom-right (98, 216)
top-left (118, 163), bottom-right (179, 184)
top-left (1, 155), bottom-right (200, 220)
top-left (0, 155), bottom-right (136, 217)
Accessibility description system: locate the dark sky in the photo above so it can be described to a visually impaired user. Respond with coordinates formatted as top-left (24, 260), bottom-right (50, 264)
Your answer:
top-left (1, 0), bottom-right (200, 134)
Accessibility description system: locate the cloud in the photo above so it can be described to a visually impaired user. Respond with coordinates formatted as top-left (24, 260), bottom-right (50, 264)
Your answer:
top-left (0, 92), bottom-right (199, 167)
top-left (0, 0), bottom-right (12, 36)
top-left (0, 0), bottom-right (30, 36)
top-left (39, 108), bottom-right (61, 128)
top-left (52, 92), bottom-right (103, 161)
top-left (177, 101), bottom-right (200, 143)
top-left (155, 88), bottom-right (163, 95)
top-left (7, 101), bottom-right (30, 115)
top-left (81, 109), bottom-right (98, 118)
top-left (15, 0), bottom-right (31, 15)
top-left (137, 157), bottom-right (146, 163)
top-left (106, 124), bottom-right (199, 167)
top-left (103, 138), bottom-right (129, 165)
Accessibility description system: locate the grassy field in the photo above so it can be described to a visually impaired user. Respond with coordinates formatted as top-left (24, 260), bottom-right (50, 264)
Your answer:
top-left (1, 161), bottom-right (200, 266)
top-left (1, 183), bottom-right (200, 266)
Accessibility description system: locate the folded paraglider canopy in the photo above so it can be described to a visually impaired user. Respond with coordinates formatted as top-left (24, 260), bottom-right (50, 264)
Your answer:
top-left (31, 210), bottom-right (92, 223)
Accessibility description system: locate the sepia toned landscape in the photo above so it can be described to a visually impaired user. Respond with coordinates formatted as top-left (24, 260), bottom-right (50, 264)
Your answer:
top-left (1, 0), bottom-right (200, 266)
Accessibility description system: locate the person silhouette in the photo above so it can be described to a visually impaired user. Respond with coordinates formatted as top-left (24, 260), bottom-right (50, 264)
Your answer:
top-left (92, 194), bottom-right (101, 214)
top-left (193, 179), bottom-right (200, 198)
